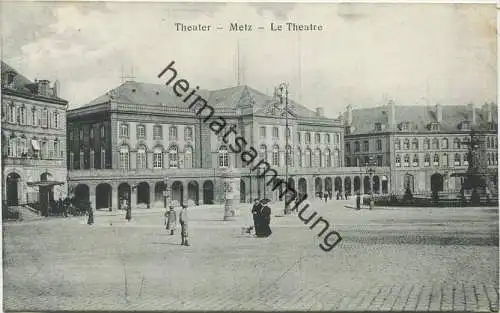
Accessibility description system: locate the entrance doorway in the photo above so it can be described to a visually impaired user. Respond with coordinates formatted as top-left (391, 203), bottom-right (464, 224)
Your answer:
top-left (6, 173), bottom-right (20, 206)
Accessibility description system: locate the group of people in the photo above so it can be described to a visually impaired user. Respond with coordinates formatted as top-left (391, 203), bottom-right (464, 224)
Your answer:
top-left (164, 204), bottom-right (190, 246)
top-left (251, 199), bottom-right (272, 238)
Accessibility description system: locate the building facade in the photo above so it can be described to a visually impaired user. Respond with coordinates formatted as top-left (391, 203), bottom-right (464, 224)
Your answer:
top-left (1, 61), bottom-right (68, 209)
top-left (67, 82), bottom-right (390, 210)
top-left (343, 101), bottom-right (498, 195)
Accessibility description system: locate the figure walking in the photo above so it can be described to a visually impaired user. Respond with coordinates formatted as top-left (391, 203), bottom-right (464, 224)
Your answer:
top-left (356, 191), bottom-right (361, 210)
top-left (179, 204), bottom-right (190, 246)
top-left (87, 202), bottom-right (94, 225)
top-left (166, 205), bottom-right (177, 235)
top-left (125, 200), bottom-right (131, 221)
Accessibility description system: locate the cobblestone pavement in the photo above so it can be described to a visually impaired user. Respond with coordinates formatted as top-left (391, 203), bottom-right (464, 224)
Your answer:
top-left (3, 201), bottom-right (498, 311)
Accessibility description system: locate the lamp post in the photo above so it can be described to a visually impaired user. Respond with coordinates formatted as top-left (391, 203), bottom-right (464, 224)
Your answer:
top-left (278, 82), bottom-right (290, 214)
top-left (365, 156), bottom-right (376, 210)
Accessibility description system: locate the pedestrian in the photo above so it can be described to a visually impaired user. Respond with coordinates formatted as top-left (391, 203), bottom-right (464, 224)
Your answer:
top-left (165, 205), bottom-right (177, 235)
top-left (336, 191), bottom-right (340, 200)
top-left (87, 202), bottom-right (94, 225)
top-left (344, 191), bottom-right (348, 200)
top-left (356, 191), bottom-right (361, 210)
top-left (324, 193), bottom-right (328, 203)
top-left (258, 200), bottom-right (272, 238)
top-left (179, 204), bottom-right (190, 246)
top-left (251, 199), bottom-right (261, 234)
top-left (125, 200), bottom-right (131, 221)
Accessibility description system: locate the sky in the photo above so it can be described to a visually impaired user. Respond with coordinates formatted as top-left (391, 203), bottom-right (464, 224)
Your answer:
top-left (1, 1), bottom-right (497, 117)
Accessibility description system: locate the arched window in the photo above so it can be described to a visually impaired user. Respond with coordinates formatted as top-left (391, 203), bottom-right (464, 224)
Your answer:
top-left (153, 146), bottom-right (163, 168)
top-left (403, 139), bottom-right (410, 150)
top-left (169, 145), bottom-right (178, 168)
top-left (315, 148), bottom-right (322, 167)
top-left (297, 148), bottom-right (302, 167)
top-left (424, 138), bottom-right (430, 150)
top-left (433, 153), bottom-right (440, 166)
top-left (432, 138), bottom-right (439, 149)
top-left (119, 145), bottom-right (129, 169)
top-left (100, 148), bottom-right (106, 168)
top-left (441, 138), bottom-right (448, 149)
top-left (442, 153), bottom-right (448, 166)
top-left (412, 138), bottom-right (419, 149)
top-left (137, 145), bottom-right (147, 169)
top-left (169, 126), bottom-right (177, 141)
top-left (89, 149), bottom-right (94, 168)
top-left (453, 138), bottom-right (461, 149)
top-left (259, 144), bottom-right (267, 161)
top-left (218, 145), bottom-right (228, 168)
top-left (184, 146), bottom-right (193, 168)
top-left (272, 145), bottom-right (279, 167)
top-left (394, 139), bottom-right (401, 150)
top-left (403, 154), bottom-right (410, 167)
top-left (305, 148), bottom-right (312, 167)
top-left (413, 154), bottom-right (419, 166)
top-left (424, 153), bottom-right (431, 167)
top-left (286, 145), bottom-right (293, 167)
top-left (325, 148), bottom-right (331, 167)
top-left (395, 154), bottom-right (401, 167)
top-left (325, 134), bottom-right (330, 144)
top-left (454, 153), bottom-right (461, 166)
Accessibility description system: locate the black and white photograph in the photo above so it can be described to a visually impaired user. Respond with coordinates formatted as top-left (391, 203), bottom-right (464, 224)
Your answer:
top-left (1, 1), bottom-right (498, 311)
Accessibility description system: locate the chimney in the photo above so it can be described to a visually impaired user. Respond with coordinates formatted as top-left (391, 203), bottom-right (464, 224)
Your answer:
top-left (52, 80), bottom-right (59, 97)
top-left (38, 79), bottom-right (50, 97)
top-left (435, 103), bottom-right (442, 123)
top-left (316, 107), bottom-right (324, 117)
top-left (388, 99), bottom-right (396, 129)
top-left (346, 104), bottom-right (353, 126)
top-left (467, 103), bottom-right (476, 124)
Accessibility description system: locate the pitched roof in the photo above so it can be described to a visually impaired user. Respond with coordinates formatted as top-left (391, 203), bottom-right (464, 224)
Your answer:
top-left (1, 61), bottom-right (66, 102)
top-left (82, 81), bottom-right (327, 119)
top-left (346, 103), bottom-right (498, 134)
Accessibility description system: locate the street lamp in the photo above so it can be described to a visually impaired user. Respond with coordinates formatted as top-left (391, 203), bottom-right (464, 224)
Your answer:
top-left (277, 82), bottom-right (290, 214)
top-left (365, 156), bottom-right (376, 210)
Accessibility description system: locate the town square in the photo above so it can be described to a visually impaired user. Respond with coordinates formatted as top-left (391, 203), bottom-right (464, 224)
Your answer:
top-left (1, 1), bottom-right (498, 311)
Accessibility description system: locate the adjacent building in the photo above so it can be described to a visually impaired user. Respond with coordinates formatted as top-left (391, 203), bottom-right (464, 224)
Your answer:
top-left (1, 61), bottom-right (68, 211)
top-left (343, 101), bottom-right (498, 195)
top-left (67, 81), bottom-right (382, 210)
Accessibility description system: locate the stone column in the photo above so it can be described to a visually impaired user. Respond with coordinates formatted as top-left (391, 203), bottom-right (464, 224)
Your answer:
top-left (149, 183), bottom-right (155, 208)
top-left (89, 193), bottom-right (96, 210)
top-left (182, 181), bottom-right (189, 206)
top-left (198, 183), bottom-right (204, 205)
top-left (111, 185), bottom-right (118, 211)
top-left (131, 188), bottom-right (137, 208)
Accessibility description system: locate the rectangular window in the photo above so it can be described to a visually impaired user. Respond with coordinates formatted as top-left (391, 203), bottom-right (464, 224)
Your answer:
top-left (120, 123), bottom-right (129, 138)
top-left (297, 132), bottom-right (301, 143)
top-left (48, 141), bottom-right (54, 159)
top-left (363, 141), bottom-right (369, 152)
top-left (153, 153), bottom-right (163, 168)
top-left (32, 109), bottom-right (37, 126)
top-left (260, 126), bottom-right (266, 138)
top-left (120, 152), bottom-right (129, 169)
top-left (59, 141), bottom-right (64, 158)
top-left (153, 125), bottom-right (163, 139)
top-left (79, 151), bottom-right (84, 169)
top-left (315, 133), bottom-right (321, 144)
top-left (90, 150), bottom-right (94, 169)
top-left (184, 127), bottom-right (193, 141)
top-left (54, 112), bottom-right (59, 129)
top-left (376, 140), bottom-right (382, 151)
top-left (272, 127), bottom-right (279, 138)
top-left (137, 125), bottom-right (146, 139)
top-left (305, 133), bottom-right (311, 144)
top-left (169, 126), bottom-right (177, 140)
top-left (345, 143), bottom-right (350, 153)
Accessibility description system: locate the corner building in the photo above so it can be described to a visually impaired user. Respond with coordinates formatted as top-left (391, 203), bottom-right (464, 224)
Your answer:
top-left (1, 61), bottom-right (68, 208)
top-left (343, 101), bottom-right (498, 195)
top-left (67, 81), bottom-right (383, 210)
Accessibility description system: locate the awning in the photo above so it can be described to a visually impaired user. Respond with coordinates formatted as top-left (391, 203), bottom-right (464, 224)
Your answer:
top-left (31, 140), bottom-right (40, 150)
top-left (27, 180), bottom-right (65, 188)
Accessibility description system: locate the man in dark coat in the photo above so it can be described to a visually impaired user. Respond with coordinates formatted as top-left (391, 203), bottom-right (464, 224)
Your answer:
top-left (87, 202), bottom-right (94, 225)
top-left (356, 191), bottom-right (361, 210)
top-left (125, 200), bottom-right (131, 221)
top-left (251, 199), bottom-right (261, 234)
top-left (259, 201), bottom-right (272, 237)
top-left (179, 204), bottom-right (189, 246)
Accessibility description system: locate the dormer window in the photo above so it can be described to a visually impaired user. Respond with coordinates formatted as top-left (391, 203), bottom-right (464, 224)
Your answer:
top-left (345, 126), bottom-right (351, 135)
top-left (430, 123), bottom-right (439, 131)
top-left (374, 123), bottom-right (382, 131)
top-left (399, 122), bottom-right (410, 131)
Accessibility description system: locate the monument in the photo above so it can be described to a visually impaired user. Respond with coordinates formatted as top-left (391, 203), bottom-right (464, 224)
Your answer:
top-left (220, 167), bottom-right (240, 221)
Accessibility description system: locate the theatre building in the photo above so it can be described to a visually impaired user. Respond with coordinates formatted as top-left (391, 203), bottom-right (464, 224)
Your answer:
top-left (67, 81), bottom-right (385, 210)
top-left (1, 61), bottom-right (68, 211)
top-left (343, 101), bottom-right (498, 196)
